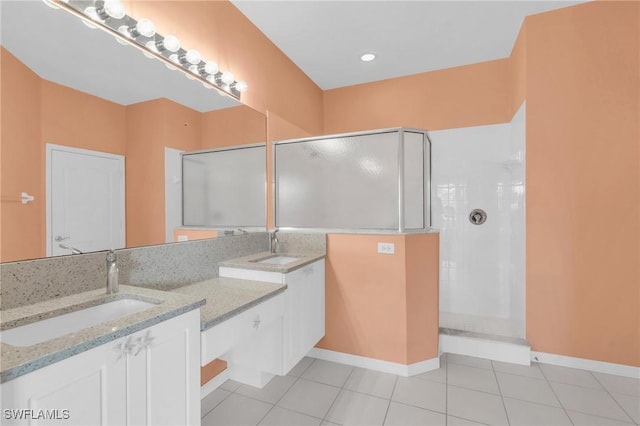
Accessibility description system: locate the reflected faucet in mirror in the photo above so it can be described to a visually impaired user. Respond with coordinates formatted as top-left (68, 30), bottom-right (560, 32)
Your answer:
top-left (58, 244), bottom-right (83, 255)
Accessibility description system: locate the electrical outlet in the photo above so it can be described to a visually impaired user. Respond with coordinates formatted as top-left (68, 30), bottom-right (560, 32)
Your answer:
top-left (378, 242), bottom-right (395, 254)
top-left (177, 235), bottom-right (189, 242)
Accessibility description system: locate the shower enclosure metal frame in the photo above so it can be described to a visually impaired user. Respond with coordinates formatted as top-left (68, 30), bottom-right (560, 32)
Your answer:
top-left (272, 127), bottom-right (432, 233)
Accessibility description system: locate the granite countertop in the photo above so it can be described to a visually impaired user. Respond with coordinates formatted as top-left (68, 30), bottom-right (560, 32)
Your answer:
top-left (218, 251), bottom-right (326, 273)
top-left (0, 285), bottom-right (204, 383)
top-left (168, 277), bottom-right (287, 330)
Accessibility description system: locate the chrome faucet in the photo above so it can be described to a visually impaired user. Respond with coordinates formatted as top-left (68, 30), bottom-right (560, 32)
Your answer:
top-left (59, 243), bottom-right (83, 255)
top-left (269, 229), bottom-right (279, 253)
top-left (106, 250), bottom-right (119, 294)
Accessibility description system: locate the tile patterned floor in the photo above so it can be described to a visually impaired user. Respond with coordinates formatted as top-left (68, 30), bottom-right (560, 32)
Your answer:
top-left (201, 354), bottom-right (640, 426)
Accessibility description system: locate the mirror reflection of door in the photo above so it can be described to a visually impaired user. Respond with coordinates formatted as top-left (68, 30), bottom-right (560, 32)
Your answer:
top-left (47, 144), bottom-right (125, 256)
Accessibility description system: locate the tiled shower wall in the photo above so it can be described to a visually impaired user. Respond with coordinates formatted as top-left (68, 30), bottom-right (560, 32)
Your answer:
top-left (430, 102), bottom-right (526, 338)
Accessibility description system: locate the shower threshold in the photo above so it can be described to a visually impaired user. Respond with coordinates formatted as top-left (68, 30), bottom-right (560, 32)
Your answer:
top-left (439, 327), bottom-right (531, 366)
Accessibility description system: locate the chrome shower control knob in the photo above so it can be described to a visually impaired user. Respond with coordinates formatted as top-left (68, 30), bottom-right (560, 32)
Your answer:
top-left (469, 209), bottom-right (487, 225)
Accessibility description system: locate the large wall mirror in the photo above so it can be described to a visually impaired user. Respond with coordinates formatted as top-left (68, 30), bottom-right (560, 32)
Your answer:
top-left (0, 1), bottom-right (267, 263)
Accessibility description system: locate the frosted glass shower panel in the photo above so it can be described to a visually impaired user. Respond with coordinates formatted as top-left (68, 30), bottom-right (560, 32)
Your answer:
top-left (276, 132), bottom-right (402, 229)
top-left (182, 145), bottom-right (266, 227)
top-left (275, 128), bottom-right (431, 230)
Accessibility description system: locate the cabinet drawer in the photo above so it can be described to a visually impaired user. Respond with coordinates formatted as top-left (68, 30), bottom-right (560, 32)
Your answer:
top-left (201, 292), bottom-right (285, 365)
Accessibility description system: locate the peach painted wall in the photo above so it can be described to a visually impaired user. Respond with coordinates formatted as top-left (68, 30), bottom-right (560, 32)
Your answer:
top-left (125, 98), bottom-right (202, 248)
top-left (125, 0), bottom-right (323, 136)
top-left (524, 1), bottom-right (639, 366)
top-left (323, 58), bottom-right (511, 134)
top-left (201, 105), bottom-right (266, 149)
top-left (0, 48), bottom-right (43, 262)
top-left (317, 233), bottom-right (439, 364)
top-left (322, 1), bottom-right (639, 367)
top-left (40, 81), bottom-right (126, 156)
top-left (172, 228), bottom-right (218, 242)
top-left (1, 48), bottom-right (127, 262)
top-left (405, 233), bottom-right (439, 364)
top-left (509, 23), bottom-right (527, 114)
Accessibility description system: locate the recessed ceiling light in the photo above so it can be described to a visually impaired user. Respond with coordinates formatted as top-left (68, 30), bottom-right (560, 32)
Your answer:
top-left (360, 53), bottom-right (376, 62)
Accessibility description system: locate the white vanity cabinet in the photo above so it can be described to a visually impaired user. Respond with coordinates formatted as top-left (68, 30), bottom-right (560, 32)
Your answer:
top-left (1, 309), bottom-right (200, 426)
top-left (219, 259), bottom-right (325, 375)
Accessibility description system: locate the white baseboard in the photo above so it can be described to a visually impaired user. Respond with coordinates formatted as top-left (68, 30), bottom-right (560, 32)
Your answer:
top-left (532, 351), bottom-right (640, 379)
top-left (440, 333), bottom-right (531, 366)
top-left (307, 348), bottom-right (439, 377)
top-left (200, 368), bottom-right (230, 399)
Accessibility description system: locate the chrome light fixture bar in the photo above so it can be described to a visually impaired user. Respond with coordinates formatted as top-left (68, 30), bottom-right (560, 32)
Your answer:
top-left (45, 0), bottom-right (248, 99)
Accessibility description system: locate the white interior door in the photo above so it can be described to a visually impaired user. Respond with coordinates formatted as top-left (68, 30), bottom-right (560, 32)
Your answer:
top-left (47, 144), bottom-right (125, 256)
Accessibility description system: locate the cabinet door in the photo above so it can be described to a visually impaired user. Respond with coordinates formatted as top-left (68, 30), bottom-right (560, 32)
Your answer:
top-left (282, 259), bottom-right (325, 373)
top-left (1, 338), bottom-right (127, 426)
top-left (304, 259), bottom-right (326, 349)
top-left (126, 310), bottom-right (200, 426)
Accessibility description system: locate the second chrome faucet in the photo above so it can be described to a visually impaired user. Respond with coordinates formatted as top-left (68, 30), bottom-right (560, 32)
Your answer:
top-left (106, 249), bottom-right (119, 294)
top-left (269, 229), bottom-right (279, 253)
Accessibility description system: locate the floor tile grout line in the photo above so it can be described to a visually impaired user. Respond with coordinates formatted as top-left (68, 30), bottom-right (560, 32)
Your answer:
top-left (381, 374), bottom-right (398, 425)
top-left (251, 374), bottom-right (301, 425)
top-left (491, 359), bottom-right (512, 425)
top-left (543, 370), bottom-right (640, 425)
top-left (590, 370), bottom-right (638, 424)
top-left (444, 354), bottom-right (448, 426)
top-left (273, 371), bottom-right (330, 424)
top-left (319, 363), bottom-right (354, 424)
top-left (201, 387), bottom-right (233, 420)
top-left (538, 362), bottom-right (576, 426)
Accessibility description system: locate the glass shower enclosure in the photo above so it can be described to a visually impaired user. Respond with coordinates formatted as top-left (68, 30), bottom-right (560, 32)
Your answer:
top-left (274, 128), bottom-right (431, 232)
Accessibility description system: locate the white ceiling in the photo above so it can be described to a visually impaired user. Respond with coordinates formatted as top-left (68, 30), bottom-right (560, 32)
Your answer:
top-left (0, 1), bottom-right (239, 112)
top-left (231, 0), bottom-right (585, 90)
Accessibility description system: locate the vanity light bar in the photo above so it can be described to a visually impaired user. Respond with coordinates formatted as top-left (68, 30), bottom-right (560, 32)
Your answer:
top-left (48, 0), bottom-right (248, 99)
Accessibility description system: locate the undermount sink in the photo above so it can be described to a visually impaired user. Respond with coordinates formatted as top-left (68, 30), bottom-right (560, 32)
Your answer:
top-left (252, 255), bottom-right (300, 265)
top-left (0, 296), bottom-right (159, 347)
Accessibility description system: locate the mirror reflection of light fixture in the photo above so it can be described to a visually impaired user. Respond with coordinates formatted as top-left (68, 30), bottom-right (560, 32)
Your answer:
top-left (46, 0), bottom-right (248, 99)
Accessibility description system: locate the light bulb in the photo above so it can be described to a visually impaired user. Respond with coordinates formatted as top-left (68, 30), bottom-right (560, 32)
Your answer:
top-left (42, 0), bottom-right (59, 10)
top-left (160, 35), bottom-right (180, 53)
top-left (222, 84), bottom-right (231, 92)
top-left (206, 75), bottom-right (217, 85)
top-left (104, 0), bottom-right (126, 19)
top-left (235, 81), bottom-right (248, 93)
top-left (360, 53), bottom-right (376, 62)
top-left (117, 25), bottom-right (130, 37)
top-left (188, 64), bottom-right (199, 75)
top-left (135, 18), bottom-right (155, 38)
top-left (145, 40), bottom-right (159, 54)
top-left (114, 35), bottom-right (129, 45)
top-left (84, 6), bottom-right (101, 21)
top-left (185, 49), bottom-right (201, 65)
top-left (221, 71), bottom-right (234, 85)
top-left (204, 61), bottom-right (219, 75)
top-left (169, 54), bottom-right (181, 64)
top-left (82, 7), bottom-right (100, 28)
